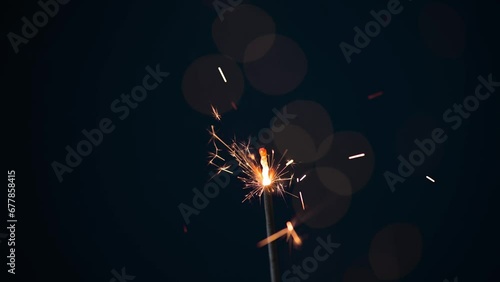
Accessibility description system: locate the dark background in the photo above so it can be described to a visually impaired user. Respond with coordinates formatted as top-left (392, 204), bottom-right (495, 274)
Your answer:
top-left (2, 0), bottom-right (499, 281)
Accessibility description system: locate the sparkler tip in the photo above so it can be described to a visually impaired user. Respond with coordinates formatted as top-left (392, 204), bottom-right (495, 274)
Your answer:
top-left (259, 147), bottom-right (267, 157)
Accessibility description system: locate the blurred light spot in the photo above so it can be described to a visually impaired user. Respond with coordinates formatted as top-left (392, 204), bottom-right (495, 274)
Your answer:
top-left (317, 131), bottom-right (375, 194)
top-left (273, 100), bottom-right (333, 163)
top-left (368, 91), bottom-right (384, 100)
top-left (292, 169), bottom-right (351, 228)
top-left (212, 5), bottom-right (276, 63)
top-left (369, 223), bottom-right (423, 280)
top-left (244, 35), bottom-right (307, 96)
top-left (182, 55), bottom-right (244, 115)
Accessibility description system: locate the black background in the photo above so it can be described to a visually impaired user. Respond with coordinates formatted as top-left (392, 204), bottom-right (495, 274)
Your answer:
top-left (3, 0), bottom-right (499, 281)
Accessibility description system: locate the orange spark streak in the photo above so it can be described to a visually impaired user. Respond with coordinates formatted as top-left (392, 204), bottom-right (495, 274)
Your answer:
top-left (257, 228), bottom-right (288, 247)
top-left (368, 91), bottom-right (383, 100)
top-left (210, 105), bottom-right (221, 121)
top-left (299, 191), bottom-right (305, 210)
top-left (257, 221), bottom-right (302, 248)
top-left (286, 221), bottom-right (302, 245)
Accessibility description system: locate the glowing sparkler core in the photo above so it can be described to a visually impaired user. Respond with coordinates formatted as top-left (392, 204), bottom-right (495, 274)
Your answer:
top-left (259, 148), bottom-right (272, 187)
top-left (208, 125), bottom-right (295, 202)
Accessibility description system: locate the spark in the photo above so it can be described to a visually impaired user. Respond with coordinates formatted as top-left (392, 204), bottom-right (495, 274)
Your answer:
top-left (208, 151), bottom-right (224, 165)
top-left (183, 225), bottom-right (188, 233)
top-left (426, 176), bottom-right (435, 183)
top-left (299, 191), bottom-right (305, 210)
top-left (368, 91), bottom-right (384, 100)
top-left (208, 125), bottom-right (294, 202)
top-left (207, 135), bottom-right (224, 166)
top-left (257, 221), bottom-right (302, 247)
top-left (349, 153), bottom-right (365, 159)
top-left (210, 104), bottom-right (221, 121)
top-left (299, 174), bottom-right (306, 182)
top-left (231, 101), bottom-right (238, 110)
top-left (216, 164), bottom-right (233, 175)
top-left (286, 221), bottom-right (302, 245)
top-left (218, 67), bottom-right (227, 83)
top-left (257, 228), bottom-right (288, 247)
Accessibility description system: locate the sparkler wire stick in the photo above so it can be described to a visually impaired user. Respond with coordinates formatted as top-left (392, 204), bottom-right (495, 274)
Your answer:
top-left (208, 127), bottom-right (297, 281)
top-left (260, 148), bottom-right (279, 282)
top-left (264, 190), bottom-right (279, 282)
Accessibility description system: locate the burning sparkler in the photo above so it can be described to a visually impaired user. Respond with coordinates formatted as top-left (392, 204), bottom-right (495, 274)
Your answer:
top-left (208, 124), bottom-right (297, 282)
top-left (208, 125), bottom-right (295, 202)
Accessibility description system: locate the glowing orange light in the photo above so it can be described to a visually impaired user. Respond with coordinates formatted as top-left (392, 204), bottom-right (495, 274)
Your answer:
top-left (259, 148), bottom-right (272, 186)
top-left (257, 221), bottom-right (302, 248)
top-left (208, 126), bottom-right (294, 202)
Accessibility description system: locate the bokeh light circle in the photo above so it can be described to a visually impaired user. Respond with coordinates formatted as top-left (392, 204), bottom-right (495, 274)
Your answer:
top-left (395, 114), bottom-right (445, 177)
top-left (273, 100), bottom-right (333, 163)
top-left (292, 169), bottom-right (351, 229)
top-left (369, 223), bottom-right (423, 280)
top-left (316, 167), bottom-right (352, 196)
top-left (182, 54), bottom-right (244, 115)
top-left (343, 267), bottom-right (379, 282)
top-left (317, 131), bottom-right (375, 194)
top-left (244, 35), bottom-right (308, 95)
top-left (212, 4), bottom-right (276, 63)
